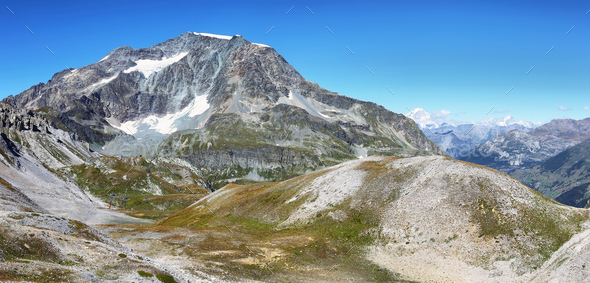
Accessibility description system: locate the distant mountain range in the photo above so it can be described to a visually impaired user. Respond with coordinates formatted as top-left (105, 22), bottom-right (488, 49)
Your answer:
top-left (408, 109), bottom-right (590, 211)
top-left (460, 118), bottom-right (590, 172)
top-left (405, 108), bottom-right (540, 158)
top-left (4, 32), bottom-right (443, 188)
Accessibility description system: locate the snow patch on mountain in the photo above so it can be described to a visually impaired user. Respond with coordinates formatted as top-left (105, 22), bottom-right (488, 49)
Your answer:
top-left (480, 116), bottom-right (542, 128)
top-left (86, 74), bottom-right (118, 92)
top-left (253, 43), bottom-right (270, 48)
top-left (124, 52), bottom-right (188, 78)
top-left (109, 94), bottom-right (210, 135)
top-left (405, 108), bottom-right (451, 128)
top-left (278, 90), bottom-right (331, 120)
top-left (192, 32), bottom-right (233, 40)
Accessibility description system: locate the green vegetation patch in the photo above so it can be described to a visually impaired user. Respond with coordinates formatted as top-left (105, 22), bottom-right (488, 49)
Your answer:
top-left (472, 198), bottom-right (514, 238)
top-left (468, 180), bottom-right (589, 269)
top-left (138, 270), bottom-right (153, 277)
top-left (0, 267), bottom-right (73, 282)
top-left (156, 273), bottom-right (177, 283)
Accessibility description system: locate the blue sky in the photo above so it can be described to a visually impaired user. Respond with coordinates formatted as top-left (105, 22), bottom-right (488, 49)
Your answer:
top-left (1, 0), bottom-right (589, 124)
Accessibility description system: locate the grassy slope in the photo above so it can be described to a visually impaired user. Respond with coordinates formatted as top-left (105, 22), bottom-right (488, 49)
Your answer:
top-left (155, 156), bottom-right (589, 281)
top-left (62, 156), bottom-right (210, 220)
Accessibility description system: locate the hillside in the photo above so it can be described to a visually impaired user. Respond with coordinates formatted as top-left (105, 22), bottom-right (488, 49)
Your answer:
top-left (62, 155), bottom-right (212, 220)
top-left (0, 127), bottom-right (208, 282)
top-left (511, 138), bottom-right (590, 208)
top-left (0, 102), bottom-right (97, 169)
top-left (152, 155), bottom-right (589, 282)
top-left (0, 104), bottom-right (149, 225)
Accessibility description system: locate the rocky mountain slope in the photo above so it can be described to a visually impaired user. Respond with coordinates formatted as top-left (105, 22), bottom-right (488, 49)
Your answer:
top-left (0, 126), bottom-right (208, 282)
top-left (156, 155), bottom-right (589, 282)
top-left (0, 208), bottom-right (219, 282)
top-left (0, 102), bottom-right (97, 168)
top-left (510, 138), bottom-right (590, 208)
top-left (527, 221), bottom-right (590, 282)
top-left (0, 100), bottom-right (153, 225)
top-left (0, 122), bottom-right (148, 225)
top-left (4, 32), bottom-right (443, 186)
top-left (529, 117), bottom-right (590, 142)
top-left (0, 105), bottom-right (217, 282)
top-left (459, 118), bottom-right (590, 172)
top-left (0, 176), bottom-right (45, 214)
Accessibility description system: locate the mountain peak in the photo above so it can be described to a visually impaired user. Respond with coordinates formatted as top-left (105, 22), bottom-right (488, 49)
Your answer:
top-left (405, 108), bottom-right (431, 124)
top-left (3, 32), bottom-right (444, 185)
top-left (187, 32), bottom-right (271, 49)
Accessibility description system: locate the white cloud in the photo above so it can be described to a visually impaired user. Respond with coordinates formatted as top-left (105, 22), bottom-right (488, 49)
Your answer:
top-left (584, 106), bottom-right (589, 111)
top-left (558, 105), bottom-right (573, 111)
top-left (405, 108), bottom-right (453, 128)
top-left (406, 108), bottom-right (540, 129)
top-left (440, 109), bottom-right (452, 116)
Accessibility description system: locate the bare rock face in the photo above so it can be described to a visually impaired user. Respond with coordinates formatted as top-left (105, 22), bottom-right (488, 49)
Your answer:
top-left (0, 102), bottom-right (97, 169)
top-left (3, 32), bottom-right (444, 185)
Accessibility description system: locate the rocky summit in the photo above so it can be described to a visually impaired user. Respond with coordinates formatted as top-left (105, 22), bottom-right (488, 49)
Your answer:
top-left (4, 32), bottom-right (443, 186)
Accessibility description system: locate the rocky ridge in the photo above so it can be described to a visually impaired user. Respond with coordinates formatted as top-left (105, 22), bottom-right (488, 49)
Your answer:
top-left (0, 102), bottom-right (99, 169)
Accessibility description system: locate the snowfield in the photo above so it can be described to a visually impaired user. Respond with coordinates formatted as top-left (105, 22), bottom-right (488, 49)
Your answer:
top-left (124, 52), bottom-right (189, 78)
top-left (109, 94), bottom-right (210, 135)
